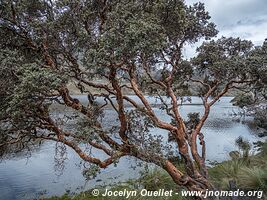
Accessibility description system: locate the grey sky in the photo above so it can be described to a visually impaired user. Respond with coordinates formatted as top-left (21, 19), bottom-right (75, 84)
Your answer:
top-left (184, 0), bottom-right (267, 58)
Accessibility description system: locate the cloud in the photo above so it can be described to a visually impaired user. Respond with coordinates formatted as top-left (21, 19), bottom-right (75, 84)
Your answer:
top-left (183, 0), bottom-right (267, 57)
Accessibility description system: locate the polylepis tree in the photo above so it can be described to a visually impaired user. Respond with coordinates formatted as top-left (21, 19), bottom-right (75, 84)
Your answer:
top-left (0, 0), bottom-right (258, 192)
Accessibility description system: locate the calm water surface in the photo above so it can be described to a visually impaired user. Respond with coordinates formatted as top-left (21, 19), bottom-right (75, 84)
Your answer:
top-left (0, 96), bottom-right (264, 200)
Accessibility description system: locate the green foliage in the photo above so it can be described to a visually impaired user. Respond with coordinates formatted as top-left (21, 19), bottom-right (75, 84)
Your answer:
top-left (230, 41), bottom-right (267, 128)
top-left (254, 108), bottom-right (267, 130)
top-left (193, 37), bottom-right (253, 80)
top-left (0, 0), bottom-right (218, 124)
top-left (10, 64), bottom-right (63, 110)
top-left (231, 93), bottom-right (255, 108)
top-left (83, 0), bottom-right (217, 75)
top-left (0, 49), bottom-right (66, 157)
top-left (185, 112), bottom-right (200, 132)
top-left (82, 165), bottom-right (101, 180)
top-left (192, 37), bottom-right (256, 97)
top-left (1, 0), bottom-right (266, 194)
top-left (0, 50), bottom-right (65, 120)
top-left (246, 39), bottom-right (267, 97)
top-left (0, 51), bottom-right (62, 131)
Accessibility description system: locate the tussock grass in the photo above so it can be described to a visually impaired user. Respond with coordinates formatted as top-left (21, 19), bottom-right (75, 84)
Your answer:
top-left (238, 166), bottom-right (267, 190)
top-left (45, 141), bottom-right (267, 200)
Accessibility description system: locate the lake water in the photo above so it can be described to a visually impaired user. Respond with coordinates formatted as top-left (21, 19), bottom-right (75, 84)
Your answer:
top-left (0, 96), bottom-right (264, 200)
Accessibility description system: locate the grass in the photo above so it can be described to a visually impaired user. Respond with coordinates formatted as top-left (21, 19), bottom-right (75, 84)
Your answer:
top-left (209, 141), bottom-right (267, 191)
top-left (137, 168), bottom-right (178, 191)
top-left (44, 169), bottom-right (189, 200)
top-left (238, 167), bottom-right (267, 190)
top-left (208, 159), bottom-right (247, 189)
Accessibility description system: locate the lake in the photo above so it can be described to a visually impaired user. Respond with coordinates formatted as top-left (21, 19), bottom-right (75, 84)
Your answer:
top-left (0, 96), bottom-right (264, 200)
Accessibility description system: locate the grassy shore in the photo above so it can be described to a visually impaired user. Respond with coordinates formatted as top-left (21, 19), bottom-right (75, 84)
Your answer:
top-left (43, 141), bottom-right (267, 200)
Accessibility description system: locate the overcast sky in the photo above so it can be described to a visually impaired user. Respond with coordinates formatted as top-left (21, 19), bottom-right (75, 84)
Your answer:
top-left (184, 0), bottom-right (267, 58)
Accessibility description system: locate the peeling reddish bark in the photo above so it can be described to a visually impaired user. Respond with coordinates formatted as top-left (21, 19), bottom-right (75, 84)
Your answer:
top-left (4, 14), bottom-right (242, 192)
top-left (109, 67), bottom-right (128, 142)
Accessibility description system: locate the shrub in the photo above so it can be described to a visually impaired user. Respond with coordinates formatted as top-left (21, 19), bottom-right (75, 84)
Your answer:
top-left (231, 93), bottom-right (254, 108)
top-left (254, 108), bottom-right (267, 129)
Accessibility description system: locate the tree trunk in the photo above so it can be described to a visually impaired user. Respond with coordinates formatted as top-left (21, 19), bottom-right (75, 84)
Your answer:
top-left (164, 160), bottom-right (213, 192)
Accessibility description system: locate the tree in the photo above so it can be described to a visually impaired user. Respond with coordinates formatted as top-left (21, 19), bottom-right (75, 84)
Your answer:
top-left (230, 39), bottom-right (267, 129)
top-left (0, 0), bottom-right (257, 191)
